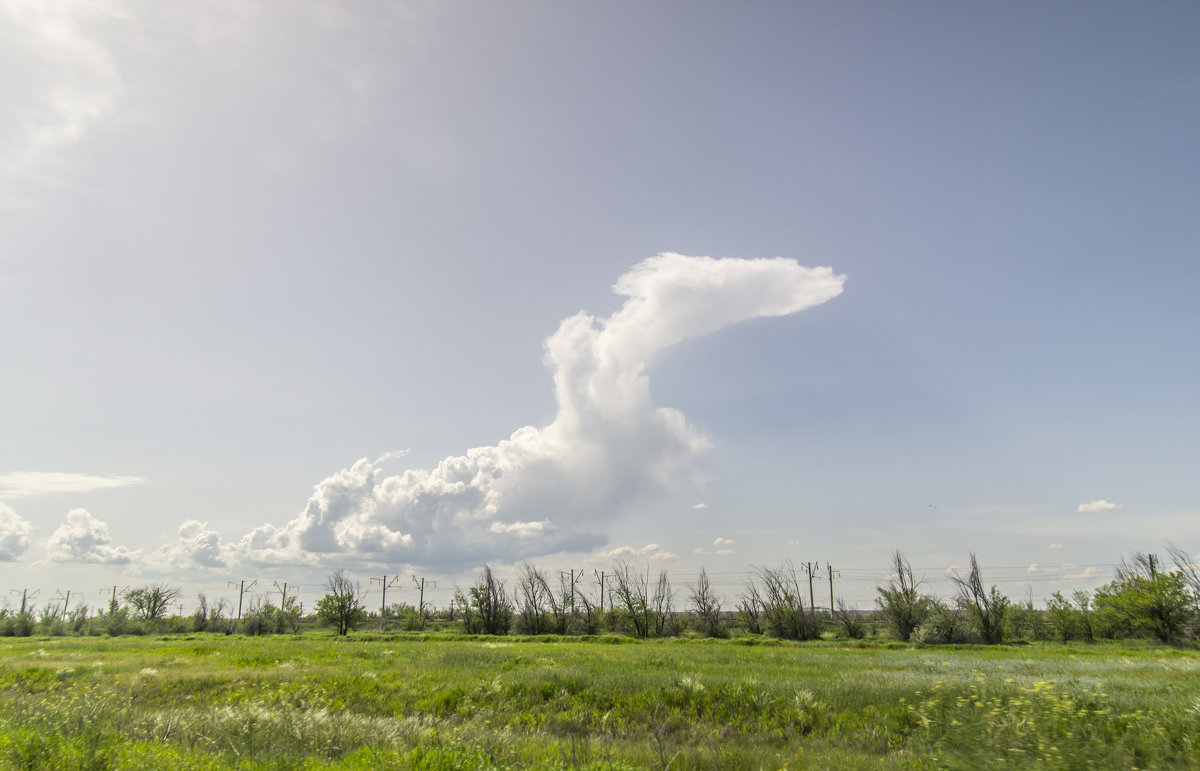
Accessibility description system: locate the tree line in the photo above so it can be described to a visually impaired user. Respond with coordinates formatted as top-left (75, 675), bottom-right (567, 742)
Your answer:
top-left (4, 546), bottom-right (1199, 645)
top-left (877, 546), bottom-right (1199, 645)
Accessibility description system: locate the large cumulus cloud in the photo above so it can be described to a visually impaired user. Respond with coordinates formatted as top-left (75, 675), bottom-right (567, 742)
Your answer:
top-left (0, 504), bottom-right (33, 561)
top-left (44, 508), bottom-right (139, 564)
top-left (232, 253), bottom-right (845, 570)
top-left (148, 519), bottom-right (228, 572)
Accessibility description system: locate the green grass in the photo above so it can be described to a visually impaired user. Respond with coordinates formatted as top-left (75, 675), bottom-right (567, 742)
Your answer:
top-left (0, 634), bottom-right (1197, 769)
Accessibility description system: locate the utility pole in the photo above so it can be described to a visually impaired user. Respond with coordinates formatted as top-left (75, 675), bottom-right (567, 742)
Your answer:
top-left (103, 585), bottom-right (127, 615)
top-left (594, 570), bottom-right (606, 612)
top-left (228, 580), bottom-right (256, 621)
top-left (11, 589), bottom-right (37, 616)
top-left (411, 576), bottom-right (435, 628)
top-left (560, 569), bottom-right (580, 616)
top-left (804, 562), bottom-right (817, 611)
top-left (54, 590), bottom-right (74, 620)
top-left (273, 581), bottom-right (295, 610)
top-left (827, 562), bottom-right (838, 617)
top-left (371, 575), bottom-right (401, 630)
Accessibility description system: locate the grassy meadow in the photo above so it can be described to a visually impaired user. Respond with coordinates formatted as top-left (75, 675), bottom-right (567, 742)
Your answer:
top-left (1, 633), bottom-right (1198, 770)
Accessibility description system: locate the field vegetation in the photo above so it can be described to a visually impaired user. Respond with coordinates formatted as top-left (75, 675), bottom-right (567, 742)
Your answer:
top-left (1, 547), bottom-right (1198, 768)
top-left (2, 633), bottom-right (1199, 769)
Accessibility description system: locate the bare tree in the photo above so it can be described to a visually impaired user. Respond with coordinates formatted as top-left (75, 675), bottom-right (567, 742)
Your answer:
top-left (192, 593), bottom-right (211, 632)
top-left (514, 562), bottom-right (554, 635)
top-left (650, 570), bottom-right (679, 637)
top-left (1115, 551), bottom-right (1161, 582)
top-left (572, 576), bottom-right (604, 635)
top-left (689, 568), bottom-right (726, 638)
top-left (609, 561), bottom-right (651, 637)
top-left (1167, 542), bottom-right (1200, 605)
top-left (754, 561), bottom-right (821, 641)
top-left (951, 553), bottom-right (1009, 644)
top-left (737, 576), bottom-right (764, 635)
top-left (834, 599), bottom-right (866, 639)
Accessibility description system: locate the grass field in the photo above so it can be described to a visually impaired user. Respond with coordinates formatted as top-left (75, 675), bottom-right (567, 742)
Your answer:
top-left (1, 633), bottom-right (1197, 769)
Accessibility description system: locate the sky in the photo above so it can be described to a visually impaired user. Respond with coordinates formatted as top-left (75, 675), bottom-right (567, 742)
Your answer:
top-left (2, 1), bottom-right (1198, 616)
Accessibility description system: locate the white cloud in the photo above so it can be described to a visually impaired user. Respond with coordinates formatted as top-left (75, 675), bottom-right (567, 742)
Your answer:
top-left (0, 503), bottom-right (33, 561)
top-left (489, 520), bottom-right (553, 537)
top-left (44, 508), bottom-right (139, 564)
top-left (0, 471), bottom-right (144, 499)
top-left (1063, 565), bottom-right (1098, 582)
top-left (1078, 499), bottom-right (1120, 513)
top-left (692, 503), bottom-right (708, 510)
top-left (230, 254), bottom-right (844, 570)
top-left (714, 549), bottom-right (735, 556)
top-left (147, 519), bottom-right (227, 571)
top-left (713, 537), bottom-right (735, 547)
top-left (598, 543), bottom-right (677, 561)
top-left (1048, 543), bottom-right (1063, 550)
top-left (1027, 563), bottom-right (1039, 573)
top-left (0, 0), bottom-right (128, 200)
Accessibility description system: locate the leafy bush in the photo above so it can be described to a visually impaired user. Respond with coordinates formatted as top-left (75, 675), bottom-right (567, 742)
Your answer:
top-left (316, 569), bottom-right (367, 635)
top-left (876, 550), bottom-right (930, 642)
top-left (0, 612), bottom-right (34, 637)
top-left (911, 599), bottom-right (971, 644)
top-left (750, 562), bottom-right (822, 641)
top-left (1094, 571), bottom-right (1193, 643)
top-left (455, 564), bottom-right (513, 635)
top-left (1046, 590), bottom-right (1094, 642)
top-left (833, 600), bottom-right (867, 640)
top-left (124, 584), bottom-right (181, 622)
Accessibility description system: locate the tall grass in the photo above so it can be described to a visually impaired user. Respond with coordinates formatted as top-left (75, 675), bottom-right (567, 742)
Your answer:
top-left (0, 634), bottom-right (1196, 769)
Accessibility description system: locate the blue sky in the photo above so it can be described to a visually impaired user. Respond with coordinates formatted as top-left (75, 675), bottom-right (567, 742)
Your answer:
top-left (2, 1), bottom-right (1198, 613)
